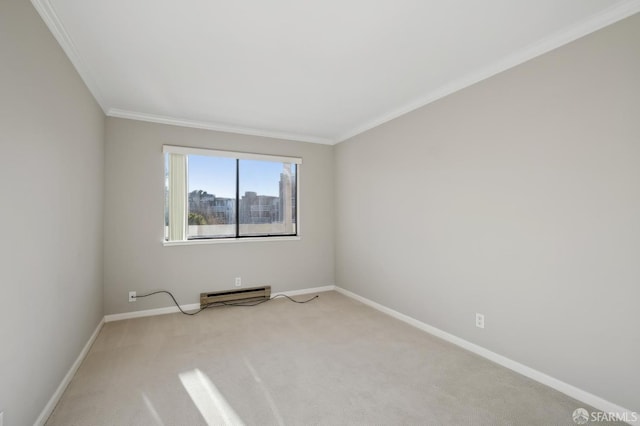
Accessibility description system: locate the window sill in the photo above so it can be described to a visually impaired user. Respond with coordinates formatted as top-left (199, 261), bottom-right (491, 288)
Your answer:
top-left (163, 236), bottom-right (301, 246)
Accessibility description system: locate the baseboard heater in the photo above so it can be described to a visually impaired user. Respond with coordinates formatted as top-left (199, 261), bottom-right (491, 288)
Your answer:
top-left (200, 285), bottom-right (271, 308)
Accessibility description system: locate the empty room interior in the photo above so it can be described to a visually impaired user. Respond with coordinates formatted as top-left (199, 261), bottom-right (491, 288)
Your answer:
top-left (1, 0), bottom-right (639, 425)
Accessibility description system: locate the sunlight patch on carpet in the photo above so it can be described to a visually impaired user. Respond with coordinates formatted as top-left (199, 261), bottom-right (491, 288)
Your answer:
top-left (179, 369), bottom-right (245, 426)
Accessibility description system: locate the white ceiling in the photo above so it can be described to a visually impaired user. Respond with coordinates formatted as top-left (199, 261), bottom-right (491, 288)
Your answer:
top-left (34, 0), bottom-right (640, 144)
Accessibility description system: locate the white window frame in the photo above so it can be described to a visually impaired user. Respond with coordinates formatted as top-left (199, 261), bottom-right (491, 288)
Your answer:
top-left (163, 145), bottom-right (302, 246)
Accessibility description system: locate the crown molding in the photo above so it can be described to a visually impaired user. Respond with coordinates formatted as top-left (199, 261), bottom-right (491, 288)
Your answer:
top-left (107, 108), bottom-right (335, 145)
top-left (31, 0), bottom-right (108, 112)
top-left (336, 0), bottom-right (640, 143)
top-left (33, 0), bottom-right (640, 146)
top-left (31, 0), bottom-right (333, 144)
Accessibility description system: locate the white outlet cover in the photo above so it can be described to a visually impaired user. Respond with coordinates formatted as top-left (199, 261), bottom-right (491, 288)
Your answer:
top-left (476, 313), bottom-right (485, 328)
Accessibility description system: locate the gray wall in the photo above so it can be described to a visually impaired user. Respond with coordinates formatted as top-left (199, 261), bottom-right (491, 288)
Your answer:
top-left (0, 1), bottom-right (105, 425)
top-left (1, 0), bottom-right (636, 422)
top-left (335, 14), bottom-right (640, 411)
top-left (104, 118), bottom-right (334, 315)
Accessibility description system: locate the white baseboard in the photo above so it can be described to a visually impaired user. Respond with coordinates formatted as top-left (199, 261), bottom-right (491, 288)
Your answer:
top-left (104, 285), bottom-right (337, 323)
top-left (334, 286), bottom-right (638, 426)
top-left (34, 318), bottom-right (104, 426)
top-left (37, 285), bottom-right (335, 424)
top-left (39, 286), bottom-right (636, 425)
top-left (276, 285), bottom-right (336, 297)
top-left (104, 303), bottom-right (201, 322)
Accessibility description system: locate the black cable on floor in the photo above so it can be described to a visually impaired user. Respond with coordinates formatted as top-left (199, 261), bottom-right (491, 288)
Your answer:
top-left (221, 293), bottom-right (318, 307)
top-left (133, 290), bottom-right (319, 316)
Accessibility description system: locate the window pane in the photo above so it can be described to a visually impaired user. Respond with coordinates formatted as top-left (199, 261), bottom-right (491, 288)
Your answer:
top-left (239, 160), bottom-right (297, 236)
top-left (187, 155), bottom-right (236, 239)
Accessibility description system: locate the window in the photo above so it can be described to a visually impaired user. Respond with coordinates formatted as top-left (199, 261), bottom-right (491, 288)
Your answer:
top-left (164, 145), bottom-right (301, 243)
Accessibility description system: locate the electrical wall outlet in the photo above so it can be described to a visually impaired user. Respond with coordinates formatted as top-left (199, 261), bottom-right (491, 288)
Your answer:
top-left (235, 277), bottom-right (242, 287)
top-left (476, 313), bottom-right (485, 329)
top-left (129, 291), bottom-right (136, 302)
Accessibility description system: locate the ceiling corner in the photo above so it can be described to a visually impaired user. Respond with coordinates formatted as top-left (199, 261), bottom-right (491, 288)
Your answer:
top-left (31, 0), bottom-right (109, 113)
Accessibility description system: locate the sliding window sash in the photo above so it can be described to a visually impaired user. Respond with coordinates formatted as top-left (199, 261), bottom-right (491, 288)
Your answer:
top-left (163, 145), bottom-right (302, 242)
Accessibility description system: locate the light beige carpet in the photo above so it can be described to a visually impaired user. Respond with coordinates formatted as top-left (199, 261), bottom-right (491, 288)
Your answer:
top-left (46, 291), bottom-right (616, 425)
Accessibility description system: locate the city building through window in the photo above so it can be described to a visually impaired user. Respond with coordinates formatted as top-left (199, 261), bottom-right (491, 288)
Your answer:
top-left (163, 145), bottom-right (301, 242)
